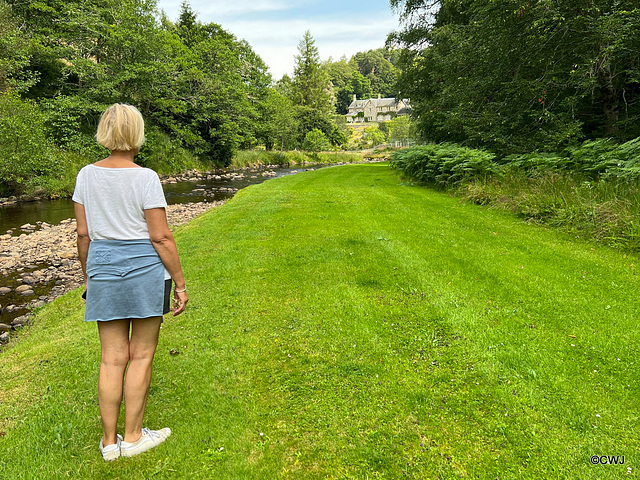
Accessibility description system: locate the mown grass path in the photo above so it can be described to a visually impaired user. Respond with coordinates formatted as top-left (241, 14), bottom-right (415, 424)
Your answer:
top-left (1, 163), bottom-right (638, 479)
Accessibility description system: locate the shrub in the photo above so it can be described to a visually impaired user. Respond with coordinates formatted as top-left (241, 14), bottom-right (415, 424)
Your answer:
top-left (303, 128), bottom-right (331, 153)
top-left (136, 127), bottom-right (208, 175)
top-left (363, 125), bottom-right (386, 147)
top-left (0, 93), bottom-right (58, 195)
top-left (389, 143), bottom-right (499, 187)
top-left (39, 95), bottom-right (105, 157)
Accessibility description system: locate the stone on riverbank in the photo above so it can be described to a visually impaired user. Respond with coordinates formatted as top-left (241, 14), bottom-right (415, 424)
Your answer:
top-left (0, 201), bottom-right (223, 338)
top-left (11, 315), bottom-right (29, 326)
top-left (0, 332), bottom-right (8, 343)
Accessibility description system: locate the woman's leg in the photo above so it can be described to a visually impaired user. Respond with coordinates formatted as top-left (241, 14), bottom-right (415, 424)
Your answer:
top-left (123, 316), bottom-right (162, 443)
top-left (97, 319), bottom-right (131, 445)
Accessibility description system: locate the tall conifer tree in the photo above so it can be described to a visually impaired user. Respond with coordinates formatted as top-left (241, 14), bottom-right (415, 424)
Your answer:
top-left (292, 31), bottom-right (333, 115)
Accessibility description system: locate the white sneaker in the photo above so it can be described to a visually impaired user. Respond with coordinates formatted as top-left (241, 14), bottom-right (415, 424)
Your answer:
top-left (120, 427), bottom-right (171, 457)
top-left (99, 434), bottom-right (123, 462)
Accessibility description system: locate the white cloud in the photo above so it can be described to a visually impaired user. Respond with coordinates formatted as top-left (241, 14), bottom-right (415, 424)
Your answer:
top-left (155, 0), bottom-right (400, 80)
top-left (157, 0), bottom-right (299, 21)
top-left (195, 0), bottom-right (296, 18)
top-left (224, 18), bottom-right (399, 78)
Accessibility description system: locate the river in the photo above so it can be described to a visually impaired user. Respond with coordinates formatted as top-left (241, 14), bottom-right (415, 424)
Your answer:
top-left (0, 165), bottom-right (315, 235)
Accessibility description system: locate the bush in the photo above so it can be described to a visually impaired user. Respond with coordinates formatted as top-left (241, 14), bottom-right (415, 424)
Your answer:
top-left (0, 93), bottom-right (58, 195)
top-left (136, 127), bottom-right (209, 175)
top-left (303, 128), bottom-right (331, 153)
top-left (392, 138), bottom-right (640, 187)
top-left (39, 95), bottom-right (106, 157)
top-left (363, 125), bottom-right (386, 147)
top-left (502, 138), bottom-right (640, 180)
top-left (389, 143), bottom-right (499, 187)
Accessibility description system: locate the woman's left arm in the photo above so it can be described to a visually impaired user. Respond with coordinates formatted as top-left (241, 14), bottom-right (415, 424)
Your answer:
top-left (74, 202), bottom-right (90, 288)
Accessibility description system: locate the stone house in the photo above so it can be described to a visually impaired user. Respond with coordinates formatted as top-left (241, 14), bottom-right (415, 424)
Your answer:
top-left (345, 94), bottom-right (411, 123)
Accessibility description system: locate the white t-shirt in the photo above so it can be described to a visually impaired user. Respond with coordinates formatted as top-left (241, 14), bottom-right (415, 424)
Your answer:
top-left (72, 164), bottom-right (170, 278)
top-left (73, 164), bottom-right (167, 240)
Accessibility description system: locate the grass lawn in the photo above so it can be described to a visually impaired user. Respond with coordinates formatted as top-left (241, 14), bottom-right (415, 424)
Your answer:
top-left (0, 163), bottom-right (638, 479)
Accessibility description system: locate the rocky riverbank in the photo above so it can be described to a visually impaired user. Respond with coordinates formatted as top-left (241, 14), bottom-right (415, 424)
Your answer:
top-left (0, 201), bottom-right (223, 345)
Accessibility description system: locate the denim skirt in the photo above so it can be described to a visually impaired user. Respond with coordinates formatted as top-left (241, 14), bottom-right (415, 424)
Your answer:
top-left (84, 239), bottom-right (167, 322)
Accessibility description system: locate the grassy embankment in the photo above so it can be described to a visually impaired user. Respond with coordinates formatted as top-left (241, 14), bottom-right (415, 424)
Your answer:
top-left (390, 141), bottom-right (640, 253)
top-left (1, 164), bottom-right (638, 478)
top-left (229, 150), bottom-right (366, 169)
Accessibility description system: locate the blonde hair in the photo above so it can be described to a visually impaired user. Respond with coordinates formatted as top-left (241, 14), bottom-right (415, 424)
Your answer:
top-left (95, 103), bottom-right (145, 151)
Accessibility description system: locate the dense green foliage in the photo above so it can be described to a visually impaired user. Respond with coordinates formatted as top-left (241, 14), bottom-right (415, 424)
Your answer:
top-left (0, 0), bottom-right (414, 196)
top-left (325, 48), bottom-right (401, 114)
top-left (390, 140), bottom-right (640, 185)
top-left (391, 141), bottom-right (640, 250)
top-left (2, 165), bottom-right (638, 478)
top-left (390, 0), bottom-right (640, 154)
top-left (0, 0), bottom-right (298, 195)
top-left (390, 143), bottom-right (500, 186)
top-left (302, 128), bottom-right (332, 153)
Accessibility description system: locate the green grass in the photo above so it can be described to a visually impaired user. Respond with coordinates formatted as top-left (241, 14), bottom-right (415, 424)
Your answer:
top-left (230, 150), bottom-right (365, 168)
top-left (460, 170), bottom-right (640, 252)
top-left (1, 164), bottom-right (638, 478)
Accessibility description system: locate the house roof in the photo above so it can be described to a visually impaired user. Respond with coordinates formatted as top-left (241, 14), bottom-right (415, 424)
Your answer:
top-left (348, 97), bottom-right (400, 109)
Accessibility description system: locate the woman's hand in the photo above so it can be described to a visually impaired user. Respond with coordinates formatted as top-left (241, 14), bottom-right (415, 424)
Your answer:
top-left (172, 289), bottom-right (188, 316)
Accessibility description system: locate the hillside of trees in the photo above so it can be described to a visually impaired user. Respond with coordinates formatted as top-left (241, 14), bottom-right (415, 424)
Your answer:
top-left (324, 48), bottom-right (400, 114)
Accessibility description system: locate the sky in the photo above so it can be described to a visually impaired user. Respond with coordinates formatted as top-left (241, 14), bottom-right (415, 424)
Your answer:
top-left (155, 0), bottom-right (401, 80)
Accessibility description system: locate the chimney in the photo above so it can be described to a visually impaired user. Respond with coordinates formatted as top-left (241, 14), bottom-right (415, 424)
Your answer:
top-left (377, 93), bottom-right (381, 99)
top-left (353, 94), bottom-right (357, 102)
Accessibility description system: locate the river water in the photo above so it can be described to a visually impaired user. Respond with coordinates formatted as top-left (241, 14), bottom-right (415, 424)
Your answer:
top-left (0, 165), bottom-right (315, 235)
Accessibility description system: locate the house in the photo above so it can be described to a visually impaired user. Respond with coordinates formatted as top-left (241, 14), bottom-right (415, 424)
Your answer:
top-left (345, 94), bottom-right (411, 123)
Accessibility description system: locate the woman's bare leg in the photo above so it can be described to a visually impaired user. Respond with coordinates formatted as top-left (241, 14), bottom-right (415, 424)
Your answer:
top-left (123, 317), bottom-right (162, 443)
top-left (97, 319), bottom-right (131, 446)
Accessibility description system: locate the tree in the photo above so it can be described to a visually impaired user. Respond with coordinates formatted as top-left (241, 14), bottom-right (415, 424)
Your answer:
top-left (0, 1), bottom-right (37, 93)
top-left (351, 48), bottom-right (399, 97)
top-left (292, 31), bottom-right (333, 115)
top-left (302, 128), bottom-right (331, 153)
top-left (387, 115), bottom-right (414, 144)
top-left (176, 1), bottom-right (205, 47)
top-left (256, 88), bottom-right (298, 153)
top-left (335, 71), bottom-right (373, 114)
top-left (390, 0), bottom-right (640, 153)
top-left (325, 56), bottom-right (354, 91)
top-left (0, 92), bottom-right (57, 194)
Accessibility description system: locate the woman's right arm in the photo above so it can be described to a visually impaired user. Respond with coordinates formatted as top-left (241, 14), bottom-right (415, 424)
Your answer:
top-left (145, 207), bottom-right (188, 316)
top-left (74, 202), bottom-right (90, 289)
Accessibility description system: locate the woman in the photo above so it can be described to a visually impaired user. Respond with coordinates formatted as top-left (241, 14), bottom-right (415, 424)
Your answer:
top-left (73, 103), bottom-right (188, 461)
